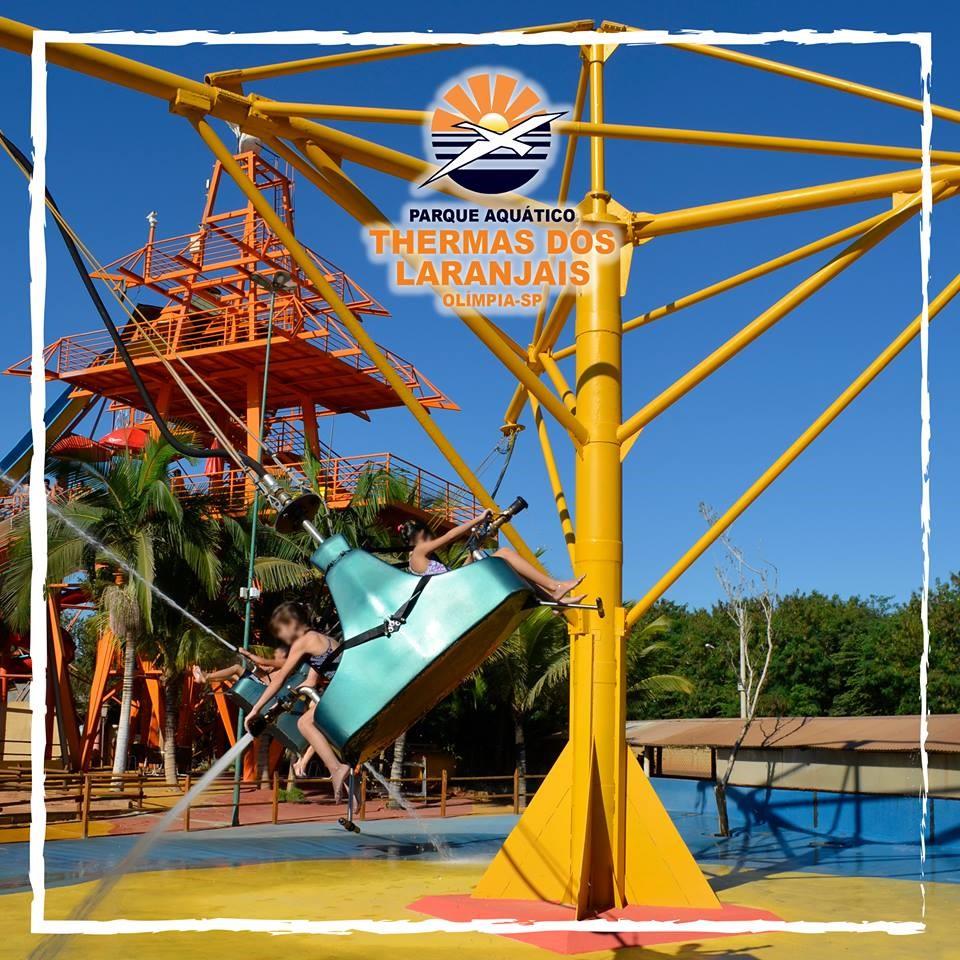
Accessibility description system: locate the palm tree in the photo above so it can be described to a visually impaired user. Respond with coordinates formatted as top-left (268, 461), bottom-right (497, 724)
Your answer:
top-left (484, 611), bottom-right (693, 805)
top-left (145, 625), bottom-right (223, 785)
top-left (1, 440), bottom-right (221, 780)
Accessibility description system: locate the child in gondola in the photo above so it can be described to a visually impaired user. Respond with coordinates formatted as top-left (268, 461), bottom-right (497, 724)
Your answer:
top-left (191, 644), bottom-right (287, 687)
top-left (244, 601), bottom-right (352, 800)
top-left (402, 512), bottom-right (585, 603)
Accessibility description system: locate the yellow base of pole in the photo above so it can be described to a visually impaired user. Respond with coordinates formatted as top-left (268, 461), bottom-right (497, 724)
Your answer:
top-left (473, 742), bottom-right (719, 918)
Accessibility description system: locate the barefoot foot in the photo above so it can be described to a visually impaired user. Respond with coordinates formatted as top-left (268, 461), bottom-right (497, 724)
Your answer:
top-left (551, 575), bottom-right (585, 601)
top-left (331, 763), bottom-right (351, 803)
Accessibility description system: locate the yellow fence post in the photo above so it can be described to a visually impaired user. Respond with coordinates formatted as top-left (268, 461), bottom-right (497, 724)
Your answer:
top-left (440, 770), bottom-right (448, 818)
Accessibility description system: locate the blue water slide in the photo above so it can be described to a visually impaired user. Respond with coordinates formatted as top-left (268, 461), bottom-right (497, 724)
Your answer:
top-left (0, 385), bottom-right (93, 486)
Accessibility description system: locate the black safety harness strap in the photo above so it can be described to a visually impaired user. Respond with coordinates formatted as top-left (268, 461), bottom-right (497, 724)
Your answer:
top-left (340, 575), bottom-right (433, 651)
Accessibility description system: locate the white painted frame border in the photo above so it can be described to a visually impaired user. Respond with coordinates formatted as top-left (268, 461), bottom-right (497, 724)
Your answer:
top-left (27, 25), bottom-right (934, 941)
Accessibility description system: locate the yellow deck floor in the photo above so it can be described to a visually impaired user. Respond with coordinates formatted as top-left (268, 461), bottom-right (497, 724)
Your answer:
top-left (0, 858), bottom-right (954, 960)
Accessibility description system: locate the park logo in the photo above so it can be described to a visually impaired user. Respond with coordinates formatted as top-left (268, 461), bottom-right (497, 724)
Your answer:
top-left (422, 70), bottom-right (564, 194)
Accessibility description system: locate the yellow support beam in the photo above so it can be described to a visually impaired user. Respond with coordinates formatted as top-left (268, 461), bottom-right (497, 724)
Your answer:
top-left (529, 395), bottom-right (576, 568)
top-left (206, 19), bottom-right (595, 86)
top-left (531, 58), bottom-right (589, 344)
top-left (550, 185), bottom-right (958, 360)
top-left (618, 180), bottom-right (946, 444)
top-left (477, 42), bottom-right (719, 919)
top-left (0, 15), bottom-right (214, 102)
top-left (539, 353), bottom-right (576, 413)
top-left (255, 103), bottom-right (430, 123)
top-left (254, 108), bottom-right (960, 165)
top-left (620, 23), bottom-right (960, 126)
top-left (503, 288), bottom-right (576, 428)
top-left (558, 59), bottom-right (590, 207)
top-left (193, 118), bottom-right (546, 568)
top-left (633, 164), bottom-right (960, 239)
top-left (553, 120), bottom-right (960, 165)
top-left (625, 270), bottom-right (960, 631)
top-left (263, 98), bottom-right (960, 164)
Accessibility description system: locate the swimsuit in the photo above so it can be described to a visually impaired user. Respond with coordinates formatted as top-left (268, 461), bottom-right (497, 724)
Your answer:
top-left (308, 641), bottom-right (340, 678)
top-left (410, 558), bottom-right (448, 576)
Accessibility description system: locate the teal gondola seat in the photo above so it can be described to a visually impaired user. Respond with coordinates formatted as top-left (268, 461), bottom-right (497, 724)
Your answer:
top-left (227, 661), bottom-right (311, 754)
top-left (308, 534), bottom-right (537, 764)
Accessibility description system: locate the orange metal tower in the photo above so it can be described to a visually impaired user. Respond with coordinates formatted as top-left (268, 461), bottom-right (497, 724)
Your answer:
top-left (0, 147), bottom-right (481, 774)
top-left (6, 147), bottom-right (478, 524)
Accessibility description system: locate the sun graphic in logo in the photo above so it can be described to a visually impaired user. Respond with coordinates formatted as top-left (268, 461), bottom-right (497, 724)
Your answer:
top-left (424, 71), bottom-right (564, 194)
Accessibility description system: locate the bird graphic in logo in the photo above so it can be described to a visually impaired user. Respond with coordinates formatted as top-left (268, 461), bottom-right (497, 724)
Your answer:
top-left (423, 72), bottom-right (564, 194)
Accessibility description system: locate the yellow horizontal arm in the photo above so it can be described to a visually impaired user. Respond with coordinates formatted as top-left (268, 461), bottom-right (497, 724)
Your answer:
top-left (618, 182), bottom-right (943, 444)
top-left (623, 24), bottom-right (960, 126)
top-left (551, 186), bottom-right (958, 360)
top-left (554, 120), bottom-right (960, 165)
top-left (256, 103), bottom-right (429, 123)
top-left (625, 269), bottom-right (960, 631)
top-left (633, 164), bottom-right (960, 239)
top-left (254, 106), bottom-right (959, 166)
top-left (206, 20), bottom-right (594, 86)
top-left (0, 15), bottom-right (212, 101)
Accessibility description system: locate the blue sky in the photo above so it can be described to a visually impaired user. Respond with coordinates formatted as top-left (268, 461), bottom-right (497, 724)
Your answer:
top-left (0, 1), bottom-right (958, 611)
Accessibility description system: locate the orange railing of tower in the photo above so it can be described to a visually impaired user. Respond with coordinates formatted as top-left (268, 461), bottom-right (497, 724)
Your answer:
top-left (2, 453), bottom-right (479, 528)
top-left (176, 453), bottom-right (480, 526)
top-left (16, 312), bottom-right (443, 406)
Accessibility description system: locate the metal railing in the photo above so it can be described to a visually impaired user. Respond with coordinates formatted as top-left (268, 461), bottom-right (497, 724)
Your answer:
top-left (176, 453), bottom-right (480, 525)
top-left (0, 454), bottom-right (479, 527)
top-left (0, 766), bottom-right (546, 838)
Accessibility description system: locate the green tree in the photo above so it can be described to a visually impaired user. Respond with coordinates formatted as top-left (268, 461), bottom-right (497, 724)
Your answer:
top-left (1, 440), bottom-right (220, 779)
top-left (483, 609), bottom-right (692, 804)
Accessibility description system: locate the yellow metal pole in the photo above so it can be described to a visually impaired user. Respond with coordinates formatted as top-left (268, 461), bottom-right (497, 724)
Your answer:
top-left (568, 43), bottom-right (627, 913)
top-left (258, 104), bottom-right (960, 165)
top-left (503, 288), bottom-right (576, 427)
top-left (557, 60), bottom-right (590, 207)
top-left (625, 270), bottom-right (960, 631)
top-left (477, 44), bottom-right (718, 916)
top-left (528, 395), bottom-right (576, 568)
top-left (450, 306), bottom-right (588, 444)
top-left (0, 16), bottom-right (214, 101)
top-left (206, 20), bottom-right (595, 86)
top-left (550, 185), bottom-right (958, 359)
top-left (192, 117), bottom-right (543, 568)
top-left (256, 103), bottom-right (430, 123)
top-left (620, 24), bottom-right (960, 126)
top-left (531, 59), bottom-right (589, 344)
top-left (632, 164), bottom-right (960, 239)
top-left (551, 119), bottom-right (960, 165)
top-left (618, 181), bottom-right (944, 444)
top-left (539, 353), bottom-right (576, 413)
